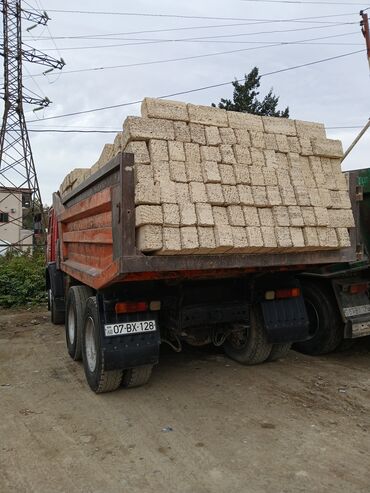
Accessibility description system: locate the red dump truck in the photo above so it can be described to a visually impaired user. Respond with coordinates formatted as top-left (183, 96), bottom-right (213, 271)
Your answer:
top-left (46, 152), bottom-right (370, 393)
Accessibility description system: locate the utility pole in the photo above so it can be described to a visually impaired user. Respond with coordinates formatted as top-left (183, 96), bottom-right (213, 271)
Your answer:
top-left (360, 9), bottom-right (370, 72)
top-left (0, 0), bottom-right (64, 252)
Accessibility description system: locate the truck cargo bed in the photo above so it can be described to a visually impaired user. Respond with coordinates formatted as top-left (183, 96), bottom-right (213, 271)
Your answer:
top-left (53, 153), bottom-right (361, 290)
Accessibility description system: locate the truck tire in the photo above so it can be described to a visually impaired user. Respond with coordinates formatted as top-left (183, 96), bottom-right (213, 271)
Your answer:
top-left (122, 365), bottom-right (153, 388)
top-left (82, 297), bottom-right (123, 393)
top-left (51, 291), bottom-right (64, 325)
top-left (267, 343), bottom-right (291, 362)
top-left (294, 281), bottom-right (342, 356)
top-left (66, 285), bottom-right (93, 361)
top-left (223, 306), bottom-right (272, 365)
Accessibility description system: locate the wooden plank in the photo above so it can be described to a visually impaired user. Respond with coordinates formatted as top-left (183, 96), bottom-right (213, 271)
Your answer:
top-left (60, 188), bottom-right (112, 224)
top-left (63, 227), bottom-right (112, 244)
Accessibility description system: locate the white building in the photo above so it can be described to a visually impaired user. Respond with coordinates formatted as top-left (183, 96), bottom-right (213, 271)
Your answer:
top-left (0, 187), bottom-right (33, 253)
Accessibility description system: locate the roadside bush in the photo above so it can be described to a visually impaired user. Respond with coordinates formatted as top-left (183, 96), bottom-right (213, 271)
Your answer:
top-left (0, 252), bottom-right (45, 307)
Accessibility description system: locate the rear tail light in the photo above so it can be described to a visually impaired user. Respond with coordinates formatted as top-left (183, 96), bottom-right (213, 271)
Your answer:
top-left (348, 283), bottom-right (368, 294)
top-left (265, 288), bottom-right (301, 300)
top-left (115, 301), bottom-right (148, 314)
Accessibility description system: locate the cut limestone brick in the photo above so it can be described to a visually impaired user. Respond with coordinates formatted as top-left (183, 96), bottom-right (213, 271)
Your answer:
top-left (195, 203), bottom-right (214, 226)
top-left (135, 182), bottom-right (160, 205)
top-left (202, 161), bottom-right (221, 183)
top-left (263, 116), bottom-right (296, 136)
top-left (220, 145), bottom-right (236, 165)
top-left (227, 205), bottom-right (245, 226)
top-left (289, 167), bottom-right (305, 188)
top-left (233, 165), bottom-right (250, 185)
top-left (180, 226), bottom-right (199, 252)
top-left (275, 134), bottom-right (290, 153)
top-left (169, 161), bottom-right (187, 183)
top-left (219, 127), bottom-right (237, 145)
top-left (301, 207), bottom-right (317, 226)
top-left (261, 226), bottom-right (277, 249)
top-left (223, 185), bottom-right (240, 205)
top-left (234, 128), bottom-right (251, 146)
top-left (299, 137), bottom-right (313, 156)
top-left (275, 227), bottom-right (292, 248)
top-left (158, 227), bottom-right (182, 255)
top-left (175, 182), bottom-right (190, 203)
top-left (264, 133), bottom-right (278, 151)
top-left (266, 186), bottom-right (282, 206)
top-left (246, 227), bottom-right (264, 250)
top-left (273, 206), bottom-right (290, 227)
top-left (321, 158), bottom-right (337, 190)
top-left (189, 123), bottom-right (206, 145)
top-left (250, 131), bottom-right (265, 149)
top-left (152, 160), bottom-right (170, 182)
top-left (200, 145), bottom-right (221, 162)
top-left (303, 227), bottom-right (320, 248)
top-left (197, 226), bottom-right (216, 253)
top-left (184, 142), bottom-right (201, 162)
top-left (264, 149), bottom-right (278, 168)
top-left (280, 186), bottom-right (297, 206)
top-left (179, 202), bottom-right (196, 226)
top-left (287, 137), bottom-right (301, 154)
top-left (287, 152), bottom-right (301, 168)
top-left (276, 169), bottom-right (290, 187)
top-left (250, 148), bottom-right (265, 167)
top-left (288, 206), bottom-right (304, 227)
top-left (295, 120), bottom-right (326, 139)
top-left (336, 228), bottom-right (351, 247)
top-left (308, 188), bottom-right (322, 207)
top-left (252, 186), bottom-right (268, 207)
top-left (227, 111), bottom-right (263, 131)
top-left (294, 186), bottom-right (311, 207)
top-left (205, 126), bottom-right (222, 146)
top-left (213, 207), bottom-right (229, 225)
top-left (290, 227), bottom-right (305, 248)
top-left (316, 227), bottom-right (338, 249)
top-left (188, 104), bottom-right (228, 127)
top-left (250, 166), bottom-right (265, 186)
top-left (185, 161), bottom-right (203, 182)
top-left (141, 98), bottom-right (189, 121)
top-left (135, 164), bottom-right (154, 184)
top-left (237, 185), bottom-right (254, 206)
top-left (168, 141), bottom-right (185, 161)
top-left (311, 138), bottom-right (343, 159)
top-left (149, 139), bottom-right (169, 161)
top-left (162, 203), bottom-right (180, 227)
top-left (309, 156), bottom-right (326, 187)
top-left (214, 225), bottom-right (234, 252)
top-left (125, 141), bottom-right (150, 164)
top-left (258, 208), bottom-right (274, 226)
top-left (262, 168), bottom-right (277, 186)
top-left (159, 179), bottom-right (177, 204)
top-left (232, 226), bottom-right (248, 252)
top-left (189, 181), bottom-right (208, 203)
top-left (219, 164), bottom-right (236, 185)
top-left (122, 116), bottom-right (174, 148)
top-left (135, 205), bottom-right (163, 226)
top-left (314, 207), bottom-right (329, 226)
top-left (243, 206), bottom-right (259, 227)
top-left (233, 144), bottom-right (251, 164)
top-left (173, 121), bottom-right (191, 143)
top-left (318, 188), bottom-right (332, 209)
top-left (328, 209), bottom-right (355, 228)
top-left (276, 152), bottom-right (289, 168)
top-left (339, 191), bottom-right (351, 209)
top-left (206, 184), bottom-right (225, 205)
top-left (136, 225), bottom-right (162, 252)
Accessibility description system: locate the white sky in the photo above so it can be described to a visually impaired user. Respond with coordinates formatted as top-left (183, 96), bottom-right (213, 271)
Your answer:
top-left (12, 0), bottom-right (370, 203)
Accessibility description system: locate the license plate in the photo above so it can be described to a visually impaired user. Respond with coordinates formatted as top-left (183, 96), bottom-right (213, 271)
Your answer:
top-left (104, 320), bottom-right (156, 337)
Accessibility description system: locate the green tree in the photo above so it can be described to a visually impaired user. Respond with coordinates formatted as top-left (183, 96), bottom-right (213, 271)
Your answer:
top-left (212, 67), bottom-right (289, 118)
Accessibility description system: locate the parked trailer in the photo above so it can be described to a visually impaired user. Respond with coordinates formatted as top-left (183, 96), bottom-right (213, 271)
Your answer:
top-left (46, 153), bottom-right (370, 393)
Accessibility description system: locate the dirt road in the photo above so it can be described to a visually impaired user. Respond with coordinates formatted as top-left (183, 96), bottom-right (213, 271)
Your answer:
top-left (0, 307), bottom-right (369, 493)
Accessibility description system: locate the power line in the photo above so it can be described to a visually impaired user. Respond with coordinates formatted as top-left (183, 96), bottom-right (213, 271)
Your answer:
top-left (241, 0), bottom-right (368, 4)
top-left (27, 49), bottom-right (364, 123)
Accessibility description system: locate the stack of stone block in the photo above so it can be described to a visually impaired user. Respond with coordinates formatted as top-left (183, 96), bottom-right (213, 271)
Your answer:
top-left (60, 97), bottom-right (355, 255)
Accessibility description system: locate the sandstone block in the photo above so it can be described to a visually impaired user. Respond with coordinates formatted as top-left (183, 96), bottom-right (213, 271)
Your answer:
top-left (231, 226), bottom-right (249, 252)
top-left (314, 207), bottom-right (329, 226)
top-left (213, 207), bottom-right (229, 225)
top-left (219, 127), bottom-right (237, 145)
top-left (125, 141), bottom-right (150, 164)
top-left (311, 138), bottom-right (343, 158)
top-left (136, 225), bottom-right (162, 252)
top-left (252, 186), bottom-right (268, 207)
top-left (266, 186), bottom-right (282, 206)
top-left (135, 164), bottom-right (154, 184)
top-left (206, 184), bottom-right (225, 205)
top-left (188, 104), bottom-right (228, 127)
top-left (202, 161), bottom-right (221, 183)
top-left (273, 206), bottom-right (290, 227)
top-left (195, 203), bottom-right (214, 226)
top-left (159, 179), bottom-right (177, 204)
top-left (276, 152), bottom-right (289, 168)
top-left (219, 164), bottom-right (236, 185)
top-left (233, 164), bottom-right (250, 185)
top-left (280, 186), bottom-right (297, 206)
top-left (250, 166), bottom-right (265, 186)
top-left (258, 208), bottom-right (274, 226)
top-left (275, 134), bottom-right (289, 152)
top-left (308, 188), bottom-right (322, 207)
top-left (250, 148), bottom-right (266, 167)
top-left (290, 227), bottom-right (305, 248)
top-left (152, 160), bottom-right (170, 182)
top-left (275, 227), bottom-right (292, 248)
top-left (200, 145), bottom-right (221, 162)
top-left (135, 205), bottom-right (163, 226)
top-left (175, 182), bottom-right (190, 203)
top-left (149, 139), bottom-right (169, 161)
top-left (288, 206), bottom-right (304, 227)
top-left (243, 206), bottom-right (259, 226)
top-left (264, 133), bottom-right (278, 151)
top-left (197, 226), bottom-right (216, 253)
top-left (246, 227), bottom-right (264, 250)
top-left (262, 168), bottom-right (277, 186)
top-left (328, 209), bottom-right (355, 228)
top-left (233, 144), bottom-right (252, 164)
top-left (220, 144), bottom-right (236, 165)
top-left (316, 227), bottom-right (338, 249)
top-left (159, 227), bottom-right (182, 255)
top-left (205, 126), bottom-right (222, 146)
top-left (223, 185), bottom-right (240, 205)
top-left (162, 203), bottom-right (180, 227)
top-left (250, 131), bottom-right (265, 149)
top-left (214, 225), bottom-right (234, 252)
top-left (169, 161), bottom-right (187, 182)
top-left (180, 226), bottom-right (199, 252)
top-left (179, 202), bottom-right (196, 226)
top-left (135, 181), bottom-right (160, 205)
top-left (335, 170), bottom-right (348, 191)
top-left (336, 228), bottom-right (351, 248)
top-left (234, 128), bottom-right (251, 146)
top-left (299, 137), bottom-right (313, 156)
top-left (174, 121), bottom-right (191, 142)
top-left (185, 161), bottom-right (203, 182)
top-left (141, 97), bottom-right (189, 121)
top-left (295, 120), bottom-right (326, 139)
top-left (303, 227), bottom-right (319, 248)
top-left (294, 186), bottom-right (311, 207)
top-left (261, 226), bottom-right (277, 249)
top-left (189, 123), bottom-right (206, 145)
top-left (301, 207), bottom-right (317, 226)
top-left (289, 167), bottom-right (305, 188)
top-left (309, 156), bottom-right (326, 187)
top-left (237, 185), bottom-right (254, 206)
top-left (227, 205), bottom-right (245, 226)
top-left (168, 141), bottom-right (185, 161)
top-left (227, 111), bottom-right (263, 131)
top-left (287, 137), bottom-right (301, 154)
top-left (263, 116), bottom-right (296, 136)
top-left (264, 149), bottom-right (278, 168)
top-left (321, 158), bottom-right (337, 190)
top-left (301, 162), bottom-right (317, 189)
top-left (189, 181), bottom-right (208, 203)
top-left (184, 142), bottom-right (201, 162)
top-left (287, 152), bottom-right (301, 168)
top-left (122, 116), bottom-right (174, 147)
top-left (339, 191), bottom-right (351, 209)
top-left (318, 188), bottom-right (332, 209)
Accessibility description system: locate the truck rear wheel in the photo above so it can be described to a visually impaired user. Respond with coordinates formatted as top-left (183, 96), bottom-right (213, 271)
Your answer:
top-left (66, 285), bottom-right (93, 361)
top-left (294, 281), bottom-right (342, 356)
top-left (122, 365), bottom-right (153, 388)
top-left (223, 306), bottom-right (272, 365)
top-left (267, 343), bottom-right (291, 362)
top-left (82, 297), bottom-right (123, 393)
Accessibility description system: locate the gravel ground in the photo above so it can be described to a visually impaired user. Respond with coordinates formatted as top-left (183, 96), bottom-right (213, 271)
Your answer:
top-left (0, 307), bottom-right (370, 493)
